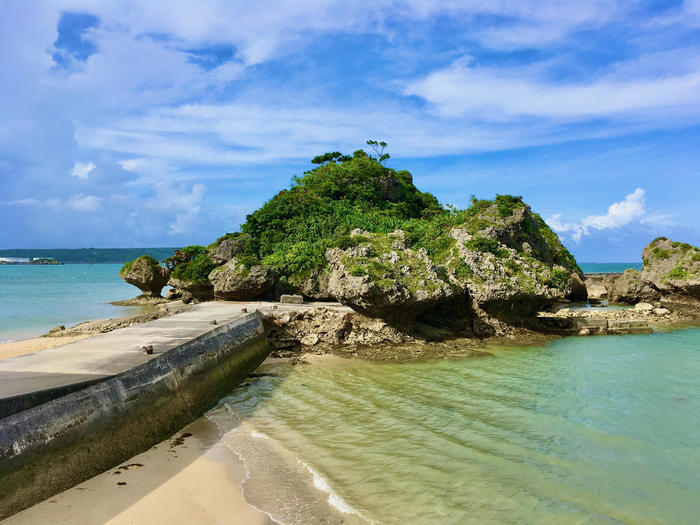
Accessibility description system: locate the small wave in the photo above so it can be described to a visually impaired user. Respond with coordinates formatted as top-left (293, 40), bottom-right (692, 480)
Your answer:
top-left (250, 430), bottom-right (271, 440)
top-left (301, 461), bottom-right (363, 518)
top-left (0, 339), bottom-right (15, 343)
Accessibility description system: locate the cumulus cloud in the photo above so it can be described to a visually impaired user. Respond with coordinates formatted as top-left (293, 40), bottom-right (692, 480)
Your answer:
top-left (546, 188), bottom-right (669, 242)
top-left (147, 181), bottom-right (207, 235)
top-left (70, 161), bottom-right (95, 179)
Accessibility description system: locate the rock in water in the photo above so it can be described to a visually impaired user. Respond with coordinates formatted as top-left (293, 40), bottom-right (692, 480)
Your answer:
top-left (605, 269), bottom-right (660, 304)
top-left (640, 238), bottom-right (700, 301)
top-left (119, 255), bottom-right (170, 298)
top-left (208, 260), bottom-right (277, 300)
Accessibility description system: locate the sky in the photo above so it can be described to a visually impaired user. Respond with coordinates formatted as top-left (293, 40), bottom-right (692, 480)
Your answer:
top-left (1, 1), bottom-right (699, 261)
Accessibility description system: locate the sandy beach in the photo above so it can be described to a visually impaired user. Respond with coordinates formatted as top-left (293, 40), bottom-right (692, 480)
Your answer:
top-left (2, 418), bottom-right (275, 525)
top-left (0, 335), bottom-right (92, 361)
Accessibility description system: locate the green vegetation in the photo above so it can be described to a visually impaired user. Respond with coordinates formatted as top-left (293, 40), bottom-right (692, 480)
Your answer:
top-left (494, 194), bottom-right (524, 218)
top-left (464, 237), bottom-right (508, 258)
top-left (667, 265), bottom-right (689, 280)
top-left (652, 247), bottom-right (672, 259)
top-left (119, 254), bottom-right (161, 276)
top-left (166, 246), bottom-right (216, 283)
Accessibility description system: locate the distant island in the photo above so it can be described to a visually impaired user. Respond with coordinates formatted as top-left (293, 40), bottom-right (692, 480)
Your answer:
top-left (0, 248), bottom-right (179, 265)
top-left (0, 257), bottom-right (62, 265)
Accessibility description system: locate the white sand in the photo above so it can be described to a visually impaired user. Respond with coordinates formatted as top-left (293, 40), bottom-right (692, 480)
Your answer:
top-left (3, 421), bottom-right (275, 525)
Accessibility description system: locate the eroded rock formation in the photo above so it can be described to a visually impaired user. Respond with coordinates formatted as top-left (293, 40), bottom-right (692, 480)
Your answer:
top-left (119, 255), bottom-right (170, 298)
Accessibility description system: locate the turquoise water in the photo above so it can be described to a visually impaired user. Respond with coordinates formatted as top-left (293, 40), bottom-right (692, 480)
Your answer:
top-left (579, 262), bottom-right (642, 273)
top-left (217, 328), bottom-right (700, 524)
top-left (0, 264), bottom-right (146, 341)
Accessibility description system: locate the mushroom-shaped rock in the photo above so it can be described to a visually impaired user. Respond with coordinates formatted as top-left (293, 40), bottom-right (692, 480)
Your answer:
top-left (640, 238), bottom-right (700, 301)
top-left (119, 255), bottom-right (170, 297)
top-left (208, 260), bottom-right (277, 300)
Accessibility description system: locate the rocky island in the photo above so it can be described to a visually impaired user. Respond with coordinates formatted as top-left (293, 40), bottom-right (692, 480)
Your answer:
top-left (120, 145), bottom-right (700, 355)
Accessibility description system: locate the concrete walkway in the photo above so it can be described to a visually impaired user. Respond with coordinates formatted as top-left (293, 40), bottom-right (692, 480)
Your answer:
top-left (0, 301), bottom-right (343, 404)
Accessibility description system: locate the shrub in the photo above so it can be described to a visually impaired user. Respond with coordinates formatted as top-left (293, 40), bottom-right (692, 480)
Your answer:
top-left (652, 247), bottom-right (672, 259)
top-left (120, 255), bottom-right (160, 276)
top-left (667, 266), bottom-right (689, 280)
top-left (465, 237), bottom-right (508, 258)
top-left (494, 194), bottom-right (524, 218)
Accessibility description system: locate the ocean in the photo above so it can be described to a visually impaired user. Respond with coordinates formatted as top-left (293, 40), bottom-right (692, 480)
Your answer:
top-left (0, 264), bottom-right (149, 341)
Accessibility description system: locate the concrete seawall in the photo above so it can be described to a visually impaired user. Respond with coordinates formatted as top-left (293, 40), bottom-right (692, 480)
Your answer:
top-left (0, 311), bottom-right (269, 519)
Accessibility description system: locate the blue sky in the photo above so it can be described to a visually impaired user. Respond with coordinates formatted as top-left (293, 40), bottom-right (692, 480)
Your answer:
top-left (1, 1), bottom-right (699, 261)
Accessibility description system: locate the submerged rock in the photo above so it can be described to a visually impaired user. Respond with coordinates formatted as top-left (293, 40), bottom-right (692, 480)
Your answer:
top-left (208, 260), bottom-right (277, 300)
top-left (119, 255), bottom-right (170, 298)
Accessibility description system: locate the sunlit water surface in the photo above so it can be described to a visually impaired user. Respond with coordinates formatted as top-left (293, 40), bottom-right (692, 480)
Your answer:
top-left (216, 328), bottom-right (699, 524)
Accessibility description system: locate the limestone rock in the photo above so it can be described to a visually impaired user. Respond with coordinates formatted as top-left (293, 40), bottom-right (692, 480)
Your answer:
top-left (207, 234), bottom-right (253, 265)
top-left (300, 333), bottom-right (319, 346)
top-left (167, 276), bottom-right (213, 302)
top-left (605, 269), bottom-right (660, 304)
top-left (325, 230), bottom-right (463, 324)
top-left (119, 255), bottom-right (171, 298)
top-left (208, 260), bottom-right (277, 300)
top-left (640, 238), bottom-right (700, 301)
top-left (634, 302), bottom-right (654, 312)
top-left (585, 278), bottom-right (607, 302)
top-left (280, 294), bottom-right (304, 304)
top-left (296, 269), bottom-right (333, 301)
top-left (654, 307), bottom-right (671, 315)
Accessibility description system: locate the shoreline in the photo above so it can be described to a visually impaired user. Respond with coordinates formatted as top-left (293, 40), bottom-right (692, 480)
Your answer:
top-left (2, 416), bottom-right (276, 525)
top-left (3, 355), bottom-right (362, 525)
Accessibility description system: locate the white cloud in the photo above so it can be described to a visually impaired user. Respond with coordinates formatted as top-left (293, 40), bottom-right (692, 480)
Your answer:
top-left (70, 161), bottom-right (95, 179)
top-left (147, 181), bottom-right (207, 235)
top-left (66, 193), bottom-right (102, 211)
top-left (546, 213), bottom-right (586, 242)
top-left (9, 194), bottom-right (102, 212)
top-left (581, 188), bottom-right (646, 230)
top-left (404, 59), bottom-right (700, 120)
top-left (547, 188), bottom-right (668, 243)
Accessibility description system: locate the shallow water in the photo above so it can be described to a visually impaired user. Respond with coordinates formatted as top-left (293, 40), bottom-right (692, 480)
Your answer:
top-left (216, 328), bottom-right (700, 524)
top-left (0, 264), bottom-right (147, 340)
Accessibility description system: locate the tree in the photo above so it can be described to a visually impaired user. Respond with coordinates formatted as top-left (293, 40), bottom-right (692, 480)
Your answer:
top-left (366, 140), bottom-right (390, 164)
top-left (311, 151), bottom-right (344, 164)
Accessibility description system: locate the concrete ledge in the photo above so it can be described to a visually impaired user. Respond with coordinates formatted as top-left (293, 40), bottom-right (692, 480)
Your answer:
top-left (0, 312), bottom-right (269, 519)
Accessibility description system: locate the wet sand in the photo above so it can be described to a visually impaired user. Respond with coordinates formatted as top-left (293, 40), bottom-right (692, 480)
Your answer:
top-left (2, 418), bottom-right (275, 525)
